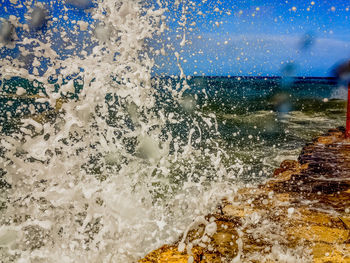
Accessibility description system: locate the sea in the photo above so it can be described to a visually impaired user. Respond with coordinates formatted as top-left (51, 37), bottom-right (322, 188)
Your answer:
top-left (1, 76), bottom-right (346, 181)
top-left (0, 0), bottom-right (347, 261)
top-left (0, 75), bottom-right (346, 262)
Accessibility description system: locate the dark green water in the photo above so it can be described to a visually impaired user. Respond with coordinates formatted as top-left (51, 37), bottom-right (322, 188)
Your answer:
top-left (154, 76), bottom-right (346, 181)
top-left (0, 76), bottom-right (346, 182)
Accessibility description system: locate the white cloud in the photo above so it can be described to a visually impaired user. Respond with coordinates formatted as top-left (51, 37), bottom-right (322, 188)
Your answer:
top-left (154, 32), bottom-right (350, 76)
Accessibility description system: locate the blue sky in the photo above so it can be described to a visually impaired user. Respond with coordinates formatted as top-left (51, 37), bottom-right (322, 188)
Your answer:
top-left (1, 0), bottom-right (350, 77)
top-left (156, 0), bottom-right (350, 76)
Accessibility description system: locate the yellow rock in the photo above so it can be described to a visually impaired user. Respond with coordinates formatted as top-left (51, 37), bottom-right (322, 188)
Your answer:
top-left (339, 216), bottom-right (350, 230)
top-left (297, 208), bottom-right (342, 227)
top-left (211, 222), bottom-right (238, 258)
top-left (140, 128), bottom-right (350, 263)
top-left (139, 245), bottom-right (203, 263)
top-left (313, 243), bottom-right (350, 263)
top-left (273, 193), bottom-right (291, 203)
top-left (290, 225), bottom-right (348, 243)
top-left (222, 204), bottom-right (249, 217)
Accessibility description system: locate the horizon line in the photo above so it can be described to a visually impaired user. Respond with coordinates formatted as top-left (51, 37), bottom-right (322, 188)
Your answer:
top-left (152, 75), bottom-right (338, 79)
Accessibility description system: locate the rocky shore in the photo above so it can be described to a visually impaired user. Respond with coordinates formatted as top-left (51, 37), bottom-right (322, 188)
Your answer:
top-left (140, 127), bottom-right (350, 263)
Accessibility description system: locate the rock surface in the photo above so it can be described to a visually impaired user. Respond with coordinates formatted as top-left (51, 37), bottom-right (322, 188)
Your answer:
top-left (140, 127), bottom-right (350, 263)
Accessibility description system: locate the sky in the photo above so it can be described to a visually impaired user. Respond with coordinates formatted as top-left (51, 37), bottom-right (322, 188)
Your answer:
top-left (1, 0), bottom-right (350, 77)
top-left (157, 0), bottom-right (350, 76)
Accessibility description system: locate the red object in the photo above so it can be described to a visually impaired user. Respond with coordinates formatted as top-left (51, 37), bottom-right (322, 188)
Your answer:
top-left (346, 83), bottom-right (350, 138)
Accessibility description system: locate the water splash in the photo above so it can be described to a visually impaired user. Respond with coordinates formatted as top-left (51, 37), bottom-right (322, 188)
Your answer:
top-left (0, 1), bottom-right (242, 262)
top-left (0, 0), bottom-right (339, 262)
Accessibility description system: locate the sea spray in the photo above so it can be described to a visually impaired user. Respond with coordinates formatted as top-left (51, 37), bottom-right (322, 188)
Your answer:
top-left (0, 0), bottom-right (341, 262)
top-left (0, 0), bottom-right (242, 262)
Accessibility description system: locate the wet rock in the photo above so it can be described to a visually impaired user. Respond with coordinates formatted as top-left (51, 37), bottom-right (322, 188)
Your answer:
top-left (268, 127), bottom-right (350, 200)
top-left (273, 159), bottom-right (299, 176)
top-left (139, 245), bottom-right (203, 263)
top-left (140, 127), bottom-right (350, 262)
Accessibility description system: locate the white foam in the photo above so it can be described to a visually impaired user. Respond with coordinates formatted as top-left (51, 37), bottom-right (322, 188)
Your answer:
top-left (0, 1), bottom-right (313, 262)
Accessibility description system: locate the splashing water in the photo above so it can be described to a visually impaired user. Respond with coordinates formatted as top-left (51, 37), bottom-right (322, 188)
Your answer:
top-left (0, 1), bottom-right (345, 262)
top-left (0, 1), bottom-right (245, 262)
